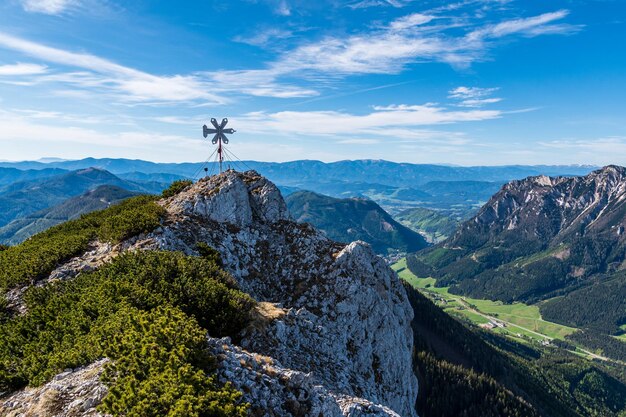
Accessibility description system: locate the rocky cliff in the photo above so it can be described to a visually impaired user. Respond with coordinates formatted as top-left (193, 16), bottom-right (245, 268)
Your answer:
top-left (451, 165), bottom-right (626, 245)
top-left (2, 170), bottom-right (418, 417)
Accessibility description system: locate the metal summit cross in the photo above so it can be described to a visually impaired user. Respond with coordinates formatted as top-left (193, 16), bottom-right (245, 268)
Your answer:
top-left (203, 118), bottom-right (236, 174)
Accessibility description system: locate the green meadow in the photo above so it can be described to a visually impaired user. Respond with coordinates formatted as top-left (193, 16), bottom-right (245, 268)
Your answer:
top-left (391, 258), bottom-right (577, 343)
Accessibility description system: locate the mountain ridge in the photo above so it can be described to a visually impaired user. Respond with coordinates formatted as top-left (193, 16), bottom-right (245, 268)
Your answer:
top-left (408, 165), bottom-right (626, 336)
top-left (0, 168), bottom-right (167, 228)
top-left (1, 169), bottom-right (418, 417)
top-left (286, 190), bottom-right (428, 254)
top-left (0, 185), bottom-right (140, 245)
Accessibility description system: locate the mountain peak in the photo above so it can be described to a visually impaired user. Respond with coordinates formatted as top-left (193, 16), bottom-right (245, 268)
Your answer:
top-left (427, 166), bottom-right (626, 305)
top-left (165, 169), bottom-right (290, 227)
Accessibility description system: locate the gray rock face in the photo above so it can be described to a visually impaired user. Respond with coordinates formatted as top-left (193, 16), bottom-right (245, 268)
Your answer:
top-left (458, 165), bottom-right (626, 242)
top-left (208, 337), bottom-right (402, 417)
top-left (0, 360), bottom-right (109, 417)
top-left (166, 170), bottom-right (290, 227)
top-left (151, 170), bottom-right (418, 417)
top-left (2, 170), bottom-right (418, 417)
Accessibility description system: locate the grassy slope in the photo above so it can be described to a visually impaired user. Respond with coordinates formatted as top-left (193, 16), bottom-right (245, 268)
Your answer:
top-left (394, 207), bottom-right (460, 243)
top-left (392, 259), bottom-right (578, 344)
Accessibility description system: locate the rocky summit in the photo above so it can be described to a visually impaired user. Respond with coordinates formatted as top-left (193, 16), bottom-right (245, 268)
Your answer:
top-left (2, 170), bottom-right (418, 417)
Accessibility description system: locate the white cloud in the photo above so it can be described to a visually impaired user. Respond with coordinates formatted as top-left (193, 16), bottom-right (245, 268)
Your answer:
top-left (236, 103), bottom-right (501, 138)
top-left (21, 0), bottom-right (78, 14)
top-left (247, 8), bottom-right (578, 80)
top-left (539, 137), bottom-right (626, 152)
top-left (235, 28), bottom-right (293, 47)
top-left (338, 138), bottom-right (380, 144)
top-left (449, 86), bottom-right (501, 107)
top-left (0, 62), bottom-right (47, 75)
top-left (0, 32), bottom-right (224, 105)
top-left (275, 0), bottom-right (291, 15)
top-left (466, 10), bottom-right (580, 41)
top-left (0, 6), bottom-right (581, 102)
top-left (389, 13), bottom-right (436, 31)
top-left (456, 97), bottom-right (502, 107)
top-left (449, 86), bottom-right (497, 99)
top-left (348, 0), bottom-right (408, 9)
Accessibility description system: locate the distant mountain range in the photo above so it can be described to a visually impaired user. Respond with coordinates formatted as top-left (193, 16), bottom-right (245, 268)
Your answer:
top-left (0, 158), bottom-right (597, 184)
top-left (0, 158), bottom-right (598, 215)
top-left (286, 191), bottom-right (428, 254)
top-left (408, 166), bottom-right (626, 340)
top-left (0, 167), bottom-right (67, 187)
top-left (0, 168), bottom-right (168, 229)
top-left (0, 185), bottom-right (140, 245)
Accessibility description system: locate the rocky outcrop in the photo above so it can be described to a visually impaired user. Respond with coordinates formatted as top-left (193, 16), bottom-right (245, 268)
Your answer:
top-left (0, 360), bottom-right (109, 417)
top-left (2, 170), bottom-right (419, 417)
top-left (146, 170), bottom-right (418, 417)
top-left (208, 337), bottom-right (402, 417)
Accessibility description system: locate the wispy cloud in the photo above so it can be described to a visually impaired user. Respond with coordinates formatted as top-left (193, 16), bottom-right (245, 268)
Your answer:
top-left (211, 6), bottom-right (580, 96)
top-left (234, 28), bottom-right (294, 47)
top-left (0, 6), bottom-right (582, 103)
top-left (449, 86), bottom-right (501, 107)
top-left (389, 13), bottom-right (436, 31)
top-left (0, 109), bottom-right (198, 149)
top-left (0, 62), bottom-right (47, 75)
top-left (539, 137), bottom-right (626, 152)
top-left (466, 10), bottom-right (580, 41)
top-left (348, 0), bottom-right (410, 9)
top-left (20, 0), bottom-right (79, 15)
top-left (0, 32), bottom-right (224, 105)
top-left (236, 102), bottom-right (501, 138)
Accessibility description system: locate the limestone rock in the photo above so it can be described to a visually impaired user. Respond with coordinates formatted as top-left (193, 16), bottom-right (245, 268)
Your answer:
top-left (0, 360), bottom-right (109, 417)
top-left (148, 170), bottom-right (418, 417)
top-left (3, 170), bottom-right (419, 417)
top-left (208, 337), bottom-right (401, 417)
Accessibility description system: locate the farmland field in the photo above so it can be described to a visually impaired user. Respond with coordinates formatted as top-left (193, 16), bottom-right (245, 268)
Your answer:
top-left (391, 258), bottom-right (577, 343)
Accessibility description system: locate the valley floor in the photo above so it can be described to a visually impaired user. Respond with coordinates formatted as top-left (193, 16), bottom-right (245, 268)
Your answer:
top-left (391, 258), bottom-right (621, 363)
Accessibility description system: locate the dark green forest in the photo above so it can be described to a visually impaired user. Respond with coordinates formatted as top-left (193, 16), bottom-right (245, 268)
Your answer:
top-left (405, 283), bottom-right (626, 417)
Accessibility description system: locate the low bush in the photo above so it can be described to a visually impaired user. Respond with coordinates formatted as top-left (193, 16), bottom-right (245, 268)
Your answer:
top-left (0, 195), bottom-right (165, 292)
top-left (0, 250), bottom-right (254, 416)
top-left (162, 180), bottom-right (193, 198)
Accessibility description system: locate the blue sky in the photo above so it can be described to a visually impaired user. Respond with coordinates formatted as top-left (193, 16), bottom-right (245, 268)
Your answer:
top-left (0, 0), bottom-right (624, 165)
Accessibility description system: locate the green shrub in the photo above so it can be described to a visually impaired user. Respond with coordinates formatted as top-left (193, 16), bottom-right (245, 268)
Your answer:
top-left (0, 196), bottom-right (165, 292)
top-left (197, 242), bottom-right (224, 267)
top-left (0, 250), bottom-right (254, 415)
top-left (162, 180), bottom-right (193, 198)
top-left (99, 306), bottom-right (247, 417)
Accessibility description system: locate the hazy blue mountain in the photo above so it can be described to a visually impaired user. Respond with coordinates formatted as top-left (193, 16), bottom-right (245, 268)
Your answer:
top-left (286, 190), bottom-right (428, 254)
top-left (0, 168), bottom-right (167, 227)
top-left (0, 158), bottom-right (597, 185)
top-left (0, 159), bottom-right (599, 220)
top-left (0, 167), bottom-right (68, 187)
top-left (0, 185), bottom-right (140, 245)
top-left (117, 171), bottom-right (189, 183)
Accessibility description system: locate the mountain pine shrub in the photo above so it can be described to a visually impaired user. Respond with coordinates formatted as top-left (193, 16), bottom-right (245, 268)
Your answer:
top-left (162, 179), bottom-right (193, 198)
top-left (0, 195), bottom-right (165, 292)
top-left (0, 250), bottom-right (254, 416)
